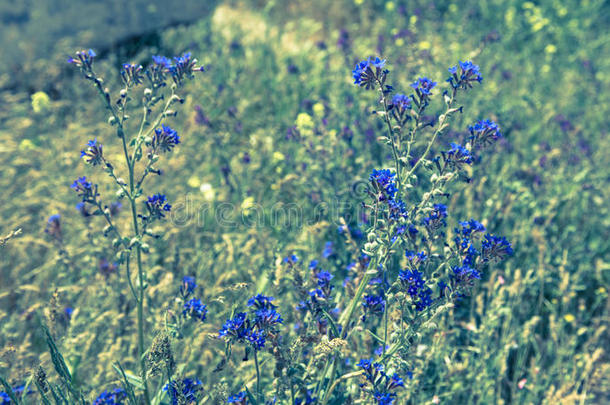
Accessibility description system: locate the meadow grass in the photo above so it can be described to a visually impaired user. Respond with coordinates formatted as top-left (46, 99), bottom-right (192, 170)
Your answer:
top-left (0, 0), bottom-right (608, 403)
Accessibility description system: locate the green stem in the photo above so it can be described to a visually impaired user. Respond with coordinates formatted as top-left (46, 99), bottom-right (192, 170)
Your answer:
top-left (405, 88), bottom-right (458, 179)
top-left (254, 350), bottom-right (262, 402)
top-left (383, 297), bottom-right (389, 356)
top-left (377, 79), bottom-right (402, 194)
top-left (321, 370), bottom-right (363, 405)
top-left (121, 112), bottom-right (150, 405)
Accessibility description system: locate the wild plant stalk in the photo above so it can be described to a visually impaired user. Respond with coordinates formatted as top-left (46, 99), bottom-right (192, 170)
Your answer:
top-left (306, 57), bottom-right (513, 404)
top-left (66, 50), bottom-right (204, 404)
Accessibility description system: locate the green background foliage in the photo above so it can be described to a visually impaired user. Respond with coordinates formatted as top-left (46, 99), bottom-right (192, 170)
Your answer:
top-left (1, 0), bottom-right (608, 403)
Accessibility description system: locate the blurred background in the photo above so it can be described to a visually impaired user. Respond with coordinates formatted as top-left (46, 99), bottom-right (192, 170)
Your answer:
top-left (0, 0), bottom-right (609, 403)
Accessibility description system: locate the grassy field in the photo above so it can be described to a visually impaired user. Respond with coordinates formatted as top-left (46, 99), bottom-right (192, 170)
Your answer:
top-left (0, 0), bottom-right (609, 404)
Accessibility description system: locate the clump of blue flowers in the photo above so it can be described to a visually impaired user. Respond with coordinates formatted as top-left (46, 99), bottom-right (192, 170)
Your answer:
top-left (219, 294), bottom-right (283, 351)
top-left (93, 387), bottom-right (128, 405)
top-left (357, 359), bottom-right (405, 404)
top-left (163, 378), bottom-right (203, 405)
top-left (352, 57), bottom-right (388, 90)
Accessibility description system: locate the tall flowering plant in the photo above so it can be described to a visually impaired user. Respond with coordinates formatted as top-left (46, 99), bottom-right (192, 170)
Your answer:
top-left (216, 58), bottom-right (512, 404)
top-left (64, 49), bottom-right (203, 404)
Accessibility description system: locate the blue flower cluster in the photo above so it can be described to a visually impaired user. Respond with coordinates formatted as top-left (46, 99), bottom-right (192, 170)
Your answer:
top-left (71, 176), bottom-right (98, 202)
top-left (180, 276), bottom-right (196, 298)
top-left (219, 294), bottom-right (283, 350)
top-left (183, 298), bottom-right (208, 322)
top-left (357, 359), bottom-right (405, 405)
top-left (163, 378), bottom-right (203, 405)
top-left (227, 391), bottom-right (247, 404)
top-left (169, 52), bottom-right (205, 86)
top-left (93, 387), bottom-right (127, 404)
top-left (369, 169), bottom-right (398, 201)
top-left (81, 138), bottom-right (104, 166)
top-left (391, 94), bottom-right (411, 111)
top-left (454, 219), bottom-right (486, 266)
top-left (449, 219), bottom-right (513, 291)
top-left (352, 57), bottom-right (388, 90)
top-left (67, 49), bottom-right (96, 73)
top-left (443, 142), bottom-right (473, 168)
top-left (468, 119), bottom-right (502, 149)
top-left (145, 194), bottom-right (171, 219)
top-left (482, 234), bottom-right (514, 262)
top-left (295, 390), bottom-right (317, 405)
top-left (361, 293), bottom-right (386, 321)
top-left (69, 49), bottom-right (203, 88)
top-left (399, 251), bottom-right (434, 311)
top-left (422, 203), bottom-right (448, 234)
top-left (410, 77), bottom-right (437, 106)
top-left (447, 61), bottom-right (483, 89)
top-left (152, 124), bottom-right (181, 153)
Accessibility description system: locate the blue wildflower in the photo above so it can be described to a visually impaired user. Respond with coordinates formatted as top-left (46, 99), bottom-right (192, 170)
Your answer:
top-left (152, 55), bottom-right (172, 68)
top-left (399, 269), bottom-right (426, 296)
top-left (76, 202), bottom-right (90, 217)
top-left (183, 298), bottom-right (208, 322)
top-left (44, 214), bottom-right (62, 240)
top-left (71, 176), bottom-right (98, 202)
top-left (227, 391), bottom-right (247, 404)
top-left (454, 220), bottom-right (485, 265)
top-left (247, 294), bottom-right (277, 310)
top-left (80, 138), bottom-right (104, 166)
top-left (295, 390), bottom-right (317, 405)
top-left (283, 254), bottom-right (299, 265)
top-left (252, 307), bottom-right (283, 332)
top-left (447, 60), bottom-right (483, 89)
top-left (423, 204), bottom-right (448, 232)
top-left (410, 77), bottom-right (437, 104)
top-left (361, 294), bottom-right (386, 321)
top-left (391, 93), bottom-right (412, 111)
top-left (370, 169), bottom-right (398, 201)
top-left (374, 345), bottom-right (390, 356)
top-left (444, 142), bottom-right (473, 167)
top-left (152, 124), bottom-right (180, 153)
top-left (93, 387), bottom-right (127, 404)
top-left (219, 312), bottom-right (250, 341)
top-left (245, 329), bottom-right (267, 350)
top-left (457, 219), bottom-right (486, 237)
top-left (481, 233), bottom-right (513, 262)
top-left (358, 359), bottom-right (405, 403)
top-left (322, 241), bottom-right (333, 258)
top-left (315, 270), bottom-right (334, 298)
top-left (169, 52), bottom-right (205, 86)
top-left (309, 259), bottom-right (319, 269)
top-left (399, 268), bottom-right (433, 310)
top-left (68, 49), bottom-right (96, 73)
top-left (451, 265), bottom-right (481, 289)
top-left (353, 57), bottom-right (388, 90)
top-left (163, 378), bottom-right (203, 405)
top-left (316, 270), bottom-right (333, 287)
top-left (405, 250), bottom-right (427, 268)
top-left (145, 194), bottom-right (171, 219)
top-left (388, 199), bottom-right (408, 221)
top-left (147, 55), bottom-right (172, 86)
top-left (468, 119), bottom-right (502, 148)
top-left (373, 391), bottom-right (396, 405)
top-left (180, 276), bottom-right (196, 298)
